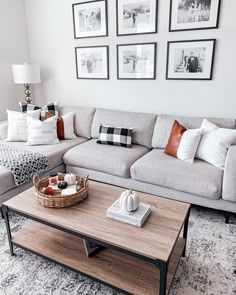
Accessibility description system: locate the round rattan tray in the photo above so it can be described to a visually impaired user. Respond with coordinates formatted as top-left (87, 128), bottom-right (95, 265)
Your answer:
top-left (33, 173), bottom-right (89, 208)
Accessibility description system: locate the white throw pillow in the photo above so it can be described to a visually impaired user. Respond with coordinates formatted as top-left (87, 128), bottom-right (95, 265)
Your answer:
top-left (26, 116), bottom-right (59, 146)
top-left (177, 128), bottom-right (203, 163)
top-left (0, 121), bottom-right (8, 140)
top-left (60, 112), bottom-right (76, 139)
top-left (196, 119), bottom-right (236, 169)
top-left (5, 109), bottom-right (41, 142)
top-left (200, 118), bottom-right (218, 132)
top-left (45, 112), bottom-right (76, 140)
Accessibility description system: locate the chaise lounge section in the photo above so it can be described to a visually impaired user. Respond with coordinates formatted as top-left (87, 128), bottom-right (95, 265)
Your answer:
top-left (0, 106), bottom-right (95, 205)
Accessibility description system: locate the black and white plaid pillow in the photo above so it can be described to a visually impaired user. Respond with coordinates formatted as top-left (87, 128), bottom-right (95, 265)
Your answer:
top-left (97, 125), bottom-right (133, 148)
top-left (19, 101), bottom-right (60, 121)
top-left (19, 102), bottom-right (41, 112)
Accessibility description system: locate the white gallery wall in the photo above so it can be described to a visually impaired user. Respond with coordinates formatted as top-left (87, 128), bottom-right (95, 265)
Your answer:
top-left (24, 0), bottom-right (236, 118)
top-left (0, 0), bottom-right (30, 121)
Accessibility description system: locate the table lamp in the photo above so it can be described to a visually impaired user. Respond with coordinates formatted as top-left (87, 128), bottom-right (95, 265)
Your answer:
top-left (12, 63), bottom-right (41, 104)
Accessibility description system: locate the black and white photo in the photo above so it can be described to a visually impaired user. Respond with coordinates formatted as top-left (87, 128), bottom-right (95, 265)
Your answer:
top-left (75, 46), bottom-right (109, 79)
top-left (117, 43), bottom-right (156, 79)
top-left (169, 0), bottom-right (221, 31)
top-left (117, 0), bottom-right (157, 36)
top-left (166, 39), bottom-right (216, 80)
top-left (73, 0), bottom-right (108, 39)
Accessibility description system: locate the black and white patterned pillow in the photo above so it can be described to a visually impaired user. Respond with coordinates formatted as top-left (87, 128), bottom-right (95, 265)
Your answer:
top-left (19, 102), bottom-right (41, 112)
top-left (97, 125), bottom-right (133, 148)
top-left (19, 101), bottom-right (60, 121)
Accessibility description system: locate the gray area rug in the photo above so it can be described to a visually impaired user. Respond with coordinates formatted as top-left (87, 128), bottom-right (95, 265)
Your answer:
top-left (0, 207), bottom-right (235, 295)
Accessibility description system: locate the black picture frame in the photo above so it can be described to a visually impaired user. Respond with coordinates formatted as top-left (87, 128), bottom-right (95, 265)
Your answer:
top-left (75, 45), bottom-right (109, 80)
top-left (169, 0), bottom-right (221, 32)
top-left (72, 0), bottom-right (108, 39)
top-left (166, 39), bottom-right (216, 81)
top-left (116, 0), bottom-right (158, 36)
top-left (117, 42), bottom-right (157, 80)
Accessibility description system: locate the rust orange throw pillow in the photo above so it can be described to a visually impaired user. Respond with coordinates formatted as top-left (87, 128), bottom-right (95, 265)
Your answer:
top-left (164, 120), bottom-right (187, 157)
top-left (45, 112), bottom-right (76, 140)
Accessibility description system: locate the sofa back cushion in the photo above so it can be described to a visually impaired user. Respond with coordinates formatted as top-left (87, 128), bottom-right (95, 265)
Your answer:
top-left (152, 114), bottom-right (236, 149)
top-left (91, 108), bottom-right (157, 148)
top-left (60, 106), bottom-right (95, 139)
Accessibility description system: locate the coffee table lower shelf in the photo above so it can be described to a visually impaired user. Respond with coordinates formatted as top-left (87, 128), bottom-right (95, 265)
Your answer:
top-left (12, 222), bottom-right (185, 295)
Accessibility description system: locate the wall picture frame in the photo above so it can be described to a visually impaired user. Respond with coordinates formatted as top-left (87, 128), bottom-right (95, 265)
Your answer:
top-left (117, 43), bottom-right (157, 80)
top-left (116, 0), bottom-right (157, 36)
top-left (166, 39), bottom-right (216, 80)
top-left (75, 46), bottom-right (109, 80)
top-left (72, 0), bottom-right (108, 39)
top-left (169, 0), bottom-right (221, 32)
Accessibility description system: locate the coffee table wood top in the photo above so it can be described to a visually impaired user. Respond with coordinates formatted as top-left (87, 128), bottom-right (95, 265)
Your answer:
top-left (4, 181), bottom-right (190, 262)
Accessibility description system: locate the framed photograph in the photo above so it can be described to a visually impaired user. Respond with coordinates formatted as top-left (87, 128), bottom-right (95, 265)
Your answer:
top-left (75, 46), bottom-right (109, 80)
top-left (116, 0), bottom-right (157, 36)
top-left (117, 43), bottom-right (157, 80)
top-left (166, 39), bottom-right (216, 80)
top-left (72, 0), bottom-right (108, 39)
top-left (169, 0), bottom-right (221, 32)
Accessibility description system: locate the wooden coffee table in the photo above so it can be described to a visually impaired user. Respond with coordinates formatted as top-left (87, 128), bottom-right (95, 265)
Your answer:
top-left (2, 181), bottom-right (190, 295)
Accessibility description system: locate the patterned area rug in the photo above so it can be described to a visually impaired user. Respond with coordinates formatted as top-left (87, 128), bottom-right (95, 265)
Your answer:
top-left (0, 207), bottom-right (235, 295)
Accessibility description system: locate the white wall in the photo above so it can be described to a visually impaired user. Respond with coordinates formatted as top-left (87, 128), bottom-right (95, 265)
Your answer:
top-left (25, 0), bottom-right (236, 118)
top-left (0, 0), bottom-right (30, 121)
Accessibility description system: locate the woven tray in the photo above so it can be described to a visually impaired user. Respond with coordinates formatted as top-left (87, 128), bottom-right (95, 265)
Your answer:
top-left (33, 173), bottom-right (89, 208)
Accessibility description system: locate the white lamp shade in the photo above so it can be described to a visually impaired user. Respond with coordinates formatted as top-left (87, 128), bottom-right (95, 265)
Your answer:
top-left (12, 64), bottom-right (41, 84)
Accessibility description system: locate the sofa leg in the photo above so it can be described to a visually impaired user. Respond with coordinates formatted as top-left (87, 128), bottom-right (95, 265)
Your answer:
top-left (225, 212), bottom-right (231, 224)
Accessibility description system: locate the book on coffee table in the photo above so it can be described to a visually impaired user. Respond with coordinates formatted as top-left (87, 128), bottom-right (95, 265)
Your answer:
top-left (107, 197), bottom-right (151, 227)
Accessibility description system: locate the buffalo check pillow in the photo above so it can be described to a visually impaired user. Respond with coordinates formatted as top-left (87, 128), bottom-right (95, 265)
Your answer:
top-left (97, 125), bottom-right (133, 148)
top-left (19, 101), bottom-right (60, 121)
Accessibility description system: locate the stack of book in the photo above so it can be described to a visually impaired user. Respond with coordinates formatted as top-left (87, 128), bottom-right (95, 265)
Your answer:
top-left (106, 197), bottom-right (151, 227)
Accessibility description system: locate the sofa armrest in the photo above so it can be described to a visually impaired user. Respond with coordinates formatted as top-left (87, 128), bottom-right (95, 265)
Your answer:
top-left (222, 145), bottom-right (236, 202)
top-left (0, 121), bottom-right (8, 140)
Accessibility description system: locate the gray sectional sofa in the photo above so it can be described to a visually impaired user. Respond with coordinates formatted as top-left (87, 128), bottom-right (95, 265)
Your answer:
top-left (1, 106), bottom-right (236, 218)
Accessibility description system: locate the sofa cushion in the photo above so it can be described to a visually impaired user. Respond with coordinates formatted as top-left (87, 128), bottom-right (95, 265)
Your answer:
top-left (60, 106), bottom-right (95, 139)
top-left (130, 149), bottom-right (223, 200)
top-left (91, 108), bottom-right (157, 148)
top-left (223, 145), bottom-right (236, 202)
top-left (63, 139), bottom-right (150, 178)
top-left (0, 138), bottom-right (87, 195)
top-left (152, 114), bottom-right (236, 149)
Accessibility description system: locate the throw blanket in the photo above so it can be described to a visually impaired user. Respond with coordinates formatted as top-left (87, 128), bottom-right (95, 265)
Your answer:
top-left (0, 143), bottom-right (49, 186)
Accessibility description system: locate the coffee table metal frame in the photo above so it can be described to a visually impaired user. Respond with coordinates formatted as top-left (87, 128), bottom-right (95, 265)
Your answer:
top-left (1, 204), bottom-right (190, 295)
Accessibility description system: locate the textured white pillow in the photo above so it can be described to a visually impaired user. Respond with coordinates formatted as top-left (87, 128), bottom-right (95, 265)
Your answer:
top-left (5, 109), bottom-right (41, 142)
top-left (196, 119), bottom-right (236, 169)
top-left (177, 128), bottom-right (203, 163)
top-left (200, 118), bottom-right (218, 132)
top-left (45, 112), bottom-right (76, 140)
top-left (0, 121), bottom-right (8, 140)
top-left (26, 116), bottom-right (59, 146)
top-left (60, 112), bottom-right (76, 139)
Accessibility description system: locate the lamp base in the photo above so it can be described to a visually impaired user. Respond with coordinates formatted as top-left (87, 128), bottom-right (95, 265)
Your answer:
top-left (24, 83), bottom-right (32, 104)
